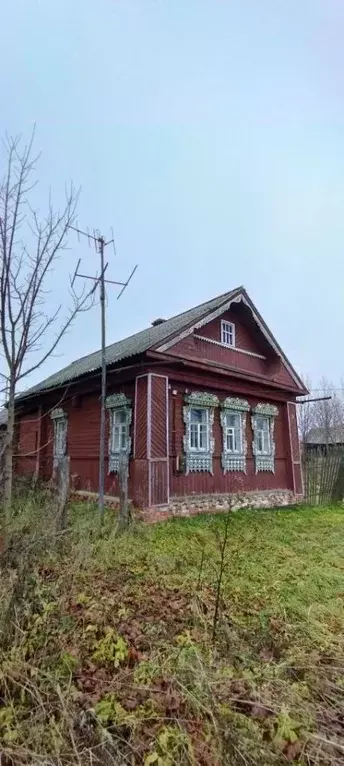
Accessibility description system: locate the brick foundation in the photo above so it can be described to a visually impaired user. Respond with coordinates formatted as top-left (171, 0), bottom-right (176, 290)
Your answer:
top-left (140, 489), bottom-right (296, 523)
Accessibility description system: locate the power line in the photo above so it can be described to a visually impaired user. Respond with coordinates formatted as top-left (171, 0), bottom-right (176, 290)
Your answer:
top-left (69, 224), bottom-right (137, 522)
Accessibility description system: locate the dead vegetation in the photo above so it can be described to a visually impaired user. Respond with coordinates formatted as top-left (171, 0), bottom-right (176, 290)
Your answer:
top-left (0, 488), bottom-right (344, 764)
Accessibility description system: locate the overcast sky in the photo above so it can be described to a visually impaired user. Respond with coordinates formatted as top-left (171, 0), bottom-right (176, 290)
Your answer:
top-left (1, 0), bottom-right (343, 392)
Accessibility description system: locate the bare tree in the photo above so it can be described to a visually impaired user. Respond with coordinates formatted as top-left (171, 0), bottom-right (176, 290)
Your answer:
top-left (297, 374), bottom-right (315, 444)
top-left (0, 131), bottom-right (96, 542)
top-left (312, 377), bottom-right (344, 445)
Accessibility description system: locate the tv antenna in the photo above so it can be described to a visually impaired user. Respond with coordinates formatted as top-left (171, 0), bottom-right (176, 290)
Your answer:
top-left (69, 224), bottom-right (137, 522)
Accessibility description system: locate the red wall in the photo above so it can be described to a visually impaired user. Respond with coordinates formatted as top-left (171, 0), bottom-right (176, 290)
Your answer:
top-left (15, 362), bottom-right (299, 507)
top-left (287, 401), bottom-right (303, 496)
top-left (201, 308), bottom-right (262, 354)
top-left (16, 411), bottom-right (39, 475)
top-left (66, 382), bottom-right (135, 496)
top-left (167, 308), bottom-right (300, 393)
top-left (169, 335), bottom-right (269, 377)
top-left (168, 380), bottom-right (293, 498)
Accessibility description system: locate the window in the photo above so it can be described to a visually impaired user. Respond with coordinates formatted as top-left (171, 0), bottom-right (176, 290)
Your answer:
top-left (190, 408), bottom-right (209, 451)
top-left (50, 408), bottom-right (68, 468)
top-left (106, 392), bottom-right (132, 473)
top-left (224, 412), bottom-right (242, 452)
top-left (183, 391), bottom-right (219, 474)
top-left (112, 408), bottom-right (129, 452)
top-left (255, 416), bottom-right (270, 454)
top-left (251, 403), bottom-right (278, 473)
top-left (55, 418), bottom-right (67, 456)
top-left (221, 320), bottom-right (235, 347)
top-left (220, 397), bottom-right (249, 473)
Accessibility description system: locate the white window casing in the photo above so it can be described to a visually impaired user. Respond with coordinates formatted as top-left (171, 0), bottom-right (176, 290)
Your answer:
top-left (221, 320), bottom-right (235, 347)
top-left (51, 407), bottom-right (68, 468)
top-left (220, 397), bottom-right (250, 473)
top-left (106, 393), bottom-right (132, 473)
top-left (251, 403), bottom-right (278, 473)
top-left (183, 391), bottom-right (219, 474)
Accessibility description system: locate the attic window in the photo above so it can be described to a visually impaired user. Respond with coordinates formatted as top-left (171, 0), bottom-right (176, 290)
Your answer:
top-left (221, 320), bottom-right (235, 347)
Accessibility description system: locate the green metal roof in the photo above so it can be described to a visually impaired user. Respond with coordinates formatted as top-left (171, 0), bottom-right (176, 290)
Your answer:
top-left (17, 287), bottom-right (241, 401)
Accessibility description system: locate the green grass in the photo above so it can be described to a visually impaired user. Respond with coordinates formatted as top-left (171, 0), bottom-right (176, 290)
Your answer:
top-left (1, 500), bottom-right (344, 765)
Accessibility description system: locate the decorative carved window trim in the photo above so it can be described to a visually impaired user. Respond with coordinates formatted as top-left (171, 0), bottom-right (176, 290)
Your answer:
top-left (251, 403), bottom-right (279, 473)
top-left (220, 397), bottom-right (249, 473)
top-left (50, 408), bottom-right (67, 468)
top-left (183, 391), bottom-right (219, 474)
top-left (106, 393), bottom-right (132, 473)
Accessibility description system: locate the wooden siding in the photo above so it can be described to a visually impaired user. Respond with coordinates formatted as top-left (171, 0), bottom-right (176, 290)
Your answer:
top-left (67, 383), bottom-right (135, 497)
top-left (169, 335), bottom-right (269, 377)
top-left (14, 349), bottom-right (301, 507)
top-left (149, 374), bottom-right (169, 505)
top-left (16, 411), bottom-right (39, 475)
top-left (150, 375), bottom-right (168, 459)
top-left (166, 303), bottom-right (300, 393)
top-left (150, 460), bottom-right (169, 506)
top-left (287, 401), bottom-right (303, 495)
top-left (200, 308), bottom-right (264, 355)
top-left (134, 376), bottom-right (148, 459)
top-left (169, 382), bottom-right (293, 497)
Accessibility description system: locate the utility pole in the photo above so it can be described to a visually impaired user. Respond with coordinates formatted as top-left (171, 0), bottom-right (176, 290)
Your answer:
top-left (98, 236), bottom-right (106, 517)
top-left (70, 225), bottom-right (137, 522)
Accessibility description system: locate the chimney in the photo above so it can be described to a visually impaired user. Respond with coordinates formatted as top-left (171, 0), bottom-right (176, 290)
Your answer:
top-left (151, 318), bottom-right (166, 327)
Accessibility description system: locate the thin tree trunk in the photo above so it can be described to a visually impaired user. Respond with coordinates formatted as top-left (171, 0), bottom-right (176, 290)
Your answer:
top-left (2, 378), bottom-right (15, 551)
top-left (56, 455), bottom-right (70, 531)
top-left (118, 453), bottom-right (129, 532)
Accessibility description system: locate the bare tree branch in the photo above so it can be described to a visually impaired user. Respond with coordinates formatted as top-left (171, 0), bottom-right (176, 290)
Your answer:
top-left (0, 131), bottom-right (96, 532)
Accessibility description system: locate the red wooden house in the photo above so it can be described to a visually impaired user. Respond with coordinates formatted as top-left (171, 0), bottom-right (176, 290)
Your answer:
top-left (14, 287), bottom-right (306, 517)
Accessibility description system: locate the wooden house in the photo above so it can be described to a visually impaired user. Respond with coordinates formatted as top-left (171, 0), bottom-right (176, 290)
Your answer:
top-left (14, 287), bottom-right (306, 518)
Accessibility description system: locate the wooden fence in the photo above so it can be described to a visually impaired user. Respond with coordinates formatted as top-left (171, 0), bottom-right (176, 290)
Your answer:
top-left (302, 446), bottom-right (344, 505)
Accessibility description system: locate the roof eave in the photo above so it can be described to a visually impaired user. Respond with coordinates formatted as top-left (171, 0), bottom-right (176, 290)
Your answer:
top-left (146, 350), bottom-right (303, 394)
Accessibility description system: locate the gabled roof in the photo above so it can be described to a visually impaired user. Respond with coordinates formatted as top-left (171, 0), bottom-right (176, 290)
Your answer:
top-left (16, 285), bottom-right (306, 402)
top-left (16, 287), bottom-right (242, 401)
top-left (305, 426), bottom-right (344, 445)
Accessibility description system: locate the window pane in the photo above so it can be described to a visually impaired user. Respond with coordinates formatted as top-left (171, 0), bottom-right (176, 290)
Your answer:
top-left (199, 424), bottom-right (208, 448)
top-left (226, 412), bottom-right (240, 428)
top-left (222, 321), bottom-right (234, 345)
top-left (226, 429), bottom-right (234, 451)
top-left (55, 420), bottom-right (66, 454)
top-left (190, 423), bottom-right (198, 448)
top-left (263, 430), bottom-right (270, 453)
top-left (113, 428), bottom-right (119, 451)
top-left (112, 408), bottom-right (128, 451)
top-left (190, 408), bottom-right (205, 424)
top-left (114, 409), bottom-right (126, 425)
top-left (234, 426), bottom-right (241, 451)
top-left (226, 425), bottom-right (241, 452)
top-left (120, 425), bottom-right (127, 449)
top-left (256, 416), bottom-right (269, 431)
top-left (189, 410), bottom-right (208, 450)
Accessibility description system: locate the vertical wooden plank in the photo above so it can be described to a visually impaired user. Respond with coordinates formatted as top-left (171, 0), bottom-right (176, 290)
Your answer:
top-left (287, 401), bottom-right (303, 496)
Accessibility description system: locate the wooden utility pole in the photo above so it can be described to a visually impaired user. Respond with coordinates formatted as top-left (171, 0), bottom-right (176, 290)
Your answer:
top-left (98, 236), bottom-right (106, 517)
top-left (69, 225), bottom-right (137, 523)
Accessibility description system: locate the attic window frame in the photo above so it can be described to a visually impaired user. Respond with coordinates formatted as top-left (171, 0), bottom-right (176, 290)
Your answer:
top-left (221, 320), bottom-right (235, 347)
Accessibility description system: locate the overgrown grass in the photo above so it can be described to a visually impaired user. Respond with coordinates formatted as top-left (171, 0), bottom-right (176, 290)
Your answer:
top-left (1, 493), bottom-right (344, 764)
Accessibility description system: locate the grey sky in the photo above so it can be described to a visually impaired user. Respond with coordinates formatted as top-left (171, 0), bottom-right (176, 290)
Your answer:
top-left (1, 0), bottom-right (343, 392)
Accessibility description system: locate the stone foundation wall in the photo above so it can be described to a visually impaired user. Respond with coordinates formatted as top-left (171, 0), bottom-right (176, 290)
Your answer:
top-left (70, 488), bottom-right (296, 525)
top-left (142, 489), bottom-right (296, 523)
